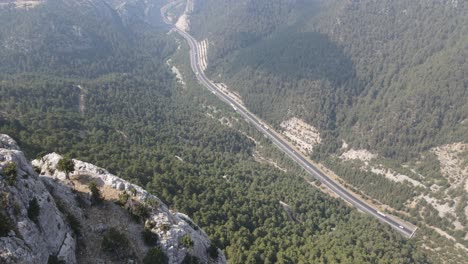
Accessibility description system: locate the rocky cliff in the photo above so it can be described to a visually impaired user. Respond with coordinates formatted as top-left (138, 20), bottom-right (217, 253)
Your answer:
top-left (0, 134), bottom-right (226, 264)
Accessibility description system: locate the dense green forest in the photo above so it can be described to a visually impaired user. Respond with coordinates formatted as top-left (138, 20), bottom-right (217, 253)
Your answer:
top-left (190, 0), bottom-right (468, 251)
top-left (191, 0), bottom-right (467, 160)
top-left (0, 0), bottom-right (466, 263)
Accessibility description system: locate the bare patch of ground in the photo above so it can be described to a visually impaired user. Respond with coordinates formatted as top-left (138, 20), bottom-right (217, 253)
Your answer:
top-left (175, 13), bottom-right (189, 31)
top-left (203, 104), bottom-right (235, 128)
top-left (69, 175), bottom-right (149, 263)
top-left (339, 143), bottom-right (468, 233)
top-left (369, 166), bottom-right (424, 187)
top-left (166, 59), bottom-right (186, 88)
top-left (76, 85), bottom-right (87, 114)
top-left (420, 195), bottom-right (456, 218)
top-left (432, 142), bottom-right (468, 192)
top-left (340, 148), bottom-right (376, 162)
top-left (339, 147), bottom-right (427, 200)
top-left (219, 116), bottom-right (232, 127)
top-left (171, 66), bottom-right (186, 87)
top-left (172, 0), bottom-right (194, 31)
top-left (280, 117), bottom-right (321, 155)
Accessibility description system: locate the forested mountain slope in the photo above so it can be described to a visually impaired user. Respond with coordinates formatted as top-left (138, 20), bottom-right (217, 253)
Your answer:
top-left (191, 0), bottom-right (467, 159)
top-left (314, 0), bottom-right (467, 158)
top-left (189, 0), bottom-right (468, 251)
top-left (0, 0), bottom-right (466, 263)
top-left (0, 0), bottom-right (170, 77)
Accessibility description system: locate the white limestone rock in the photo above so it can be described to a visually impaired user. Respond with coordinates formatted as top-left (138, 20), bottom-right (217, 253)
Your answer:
top-left (0, 135), bottom-right (76, 264)
top-left (57, 233), bottom-right (76, 263)
top-left (34, 152), bottom-right (227, 264)
top-left (1, 133), bottom-right (225, 264)
top-left (0, 135), bottom-right (19, 151)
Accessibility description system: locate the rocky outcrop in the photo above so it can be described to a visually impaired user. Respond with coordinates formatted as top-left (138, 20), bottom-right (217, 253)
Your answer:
top-left (33, 152), bottom-right (226, 263)
top-left (0, 135), bottom-right (76, 264)
top-left (0, 135), bottom-right (19, 151)
top-left (0, 134), bottom-right (225, 264)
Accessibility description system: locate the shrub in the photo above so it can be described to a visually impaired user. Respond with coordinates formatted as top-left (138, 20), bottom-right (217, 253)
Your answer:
top-left (160, 223), bottom-right (171, 232)
top-left (56, 157), bottom-right (75, 177)
top-left (117, 191), bottom-right (130, 206)
top-left (33, 165), bottom-right (41, 174)
top-left (207, 244), bottom-right (219, 259)
top-left (3, 162), bottom-right (17, 186)
top-left (179, 234), bottom-right (193, 249)
top-left (146, 220), bottom-right (156, 229)
top-left (0, 192), bottom-right (8, 208)
top-left (129, 187), bottom-right (137, 196)
top-left (146, 197), bottom-right (159, 208)
top-left (55, 199), bottom-right (66, 214)
top-left (75, 194), bottom-right (87, 208)
top-left (131, 202), bottom-right (149, 222)
top-left (47, 255), bottom-right (65, 264)
top-left (0, 211), bottom-right (12, 237)
top-left (101, 228), bottom-right (131, 260)
top-left (28, 198), bottom-right (40, 224)
top-left (142, 228), bottom-right (159, 246)
top-left (143, 248), bottom-right (168, 264)
top-left (67, 213), bottom-right (81, 235)
top-left (88, 181), bottom-right (102, 204)
top-left (13, 202), bottom-right (21, 216)
top-left (182, 255), bottom-right (200, 264)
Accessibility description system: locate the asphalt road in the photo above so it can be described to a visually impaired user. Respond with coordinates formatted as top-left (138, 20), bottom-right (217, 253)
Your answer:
top-left (161, 3), bottom-right (417, 238)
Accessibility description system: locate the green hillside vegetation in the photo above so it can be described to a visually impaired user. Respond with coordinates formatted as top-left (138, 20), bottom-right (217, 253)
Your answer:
top-left (0, 0), bottom-right (465, 263)
top-left (191, 0), bottom-right (467, 160)
top-left (188, 0), bottom-right (468, 249)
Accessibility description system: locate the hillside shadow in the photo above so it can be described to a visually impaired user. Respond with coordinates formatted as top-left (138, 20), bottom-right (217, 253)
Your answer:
top-left (229, 30), bottom-right (356, 87)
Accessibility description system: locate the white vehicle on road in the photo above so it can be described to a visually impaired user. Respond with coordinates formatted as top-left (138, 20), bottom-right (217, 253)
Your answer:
top-left (163, 0), bottom-right (415, 238)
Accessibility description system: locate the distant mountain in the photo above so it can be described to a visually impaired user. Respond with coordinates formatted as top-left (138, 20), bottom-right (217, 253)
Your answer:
top-left (0, 0), bottom-right (169, 77)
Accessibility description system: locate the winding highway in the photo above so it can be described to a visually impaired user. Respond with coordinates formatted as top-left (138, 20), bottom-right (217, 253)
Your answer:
top-left (161, 1), bottom-right (417, 238)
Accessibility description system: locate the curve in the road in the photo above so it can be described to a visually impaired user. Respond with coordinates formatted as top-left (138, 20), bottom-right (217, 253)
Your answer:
top-left (160, 2), bottom-right (416, 238)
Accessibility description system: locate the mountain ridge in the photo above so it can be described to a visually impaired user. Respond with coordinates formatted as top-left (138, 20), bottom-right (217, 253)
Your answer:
top-left (0, 134), bottom-right (225, 263)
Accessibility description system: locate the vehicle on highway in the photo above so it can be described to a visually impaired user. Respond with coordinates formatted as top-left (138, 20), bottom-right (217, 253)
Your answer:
top-left (163, 3), bottom-right (415, 238)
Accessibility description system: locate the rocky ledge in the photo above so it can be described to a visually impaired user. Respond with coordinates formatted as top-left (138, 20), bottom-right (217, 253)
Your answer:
top-left (0, 134), bottom-right (226, 264)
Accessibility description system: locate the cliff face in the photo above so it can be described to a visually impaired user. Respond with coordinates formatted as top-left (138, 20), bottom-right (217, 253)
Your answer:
top-left (0, 135), bottom-right (76, 263)
top-left (0, 134), bottom-right (226, 264)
